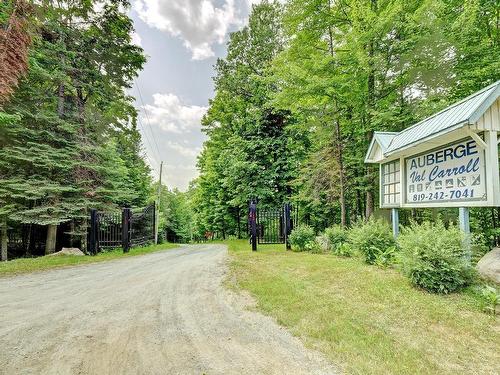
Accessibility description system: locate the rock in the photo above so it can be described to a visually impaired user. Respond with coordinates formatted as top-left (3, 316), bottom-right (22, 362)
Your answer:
top-left (477, 248), bottom-right (500, 284)
top-left (48, 247), bottom-right (85, 257)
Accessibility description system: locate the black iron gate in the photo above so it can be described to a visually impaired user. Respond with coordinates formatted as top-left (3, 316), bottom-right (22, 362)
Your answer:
top-left (249, 202), bottom-right (298, 251)
top-left (130, 204), bottom-right (155, 247)
top-left (257, 207), bottom-right (284, 244)
top-left (89, 203), bottom-right (156, 254)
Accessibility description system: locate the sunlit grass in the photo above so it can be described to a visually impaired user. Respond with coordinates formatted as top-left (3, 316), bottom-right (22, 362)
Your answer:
top-left (227, 239), bottom-right (499, 375)
top-left (0, 242), bottom-right (179, 277)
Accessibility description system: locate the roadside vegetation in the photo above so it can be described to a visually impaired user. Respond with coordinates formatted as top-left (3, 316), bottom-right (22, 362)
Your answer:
top-left (0, 242), bottom-right (178, 277)
top-left (227, 238), bottom-right (499, 375)
top-left (188, 0), bottom-right (500, 250)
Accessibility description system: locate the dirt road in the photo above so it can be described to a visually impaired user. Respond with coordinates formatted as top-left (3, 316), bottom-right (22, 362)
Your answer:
top-left (0, 244), bottom-right (337, 375)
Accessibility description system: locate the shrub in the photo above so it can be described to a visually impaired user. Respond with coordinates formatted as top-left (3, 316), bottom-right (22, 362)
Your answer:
top-left (398, 221), bottom-right (475, 294)
top-left (289, 225), bottom-right (316, 252)
top-left (324, 225), bottom-right (348, 251)
top-left (373, 245), bottom-right (397, 267)
top-left (334, 242), bottom-right (353, 257)
top-left (478, 285), bottom-right (499, 315)
top-left (348, 219), bottom-right (396, 264)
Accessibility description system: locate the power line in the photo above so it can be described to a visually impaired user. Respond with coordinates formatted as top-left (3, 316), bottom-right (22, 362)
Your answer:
top-left (136, 113), bottom-right (160, 170)
top-left (134, 80), bottom-right (162, 163)
top-left (132, 79), bottom-right (162, 177)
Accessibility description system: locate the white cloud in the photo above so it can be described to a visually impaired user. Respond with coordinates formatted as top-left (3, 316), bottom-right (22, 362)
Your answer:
top-left (134, 0), bottom-right (242, 60)
top-left (163, 163), bottom-right (199, 190)
top-left (131, 31), bottom-right (142, 47)
top-left (142, 93), bottom-right (207, 134)
top-left (165, 141), bottom-right (201, 158)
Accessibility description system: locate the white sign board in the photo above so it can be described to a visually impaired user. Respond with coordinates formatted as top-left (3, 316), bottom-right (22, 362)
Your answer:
top-left (405, 138), bottom-right (486, 204)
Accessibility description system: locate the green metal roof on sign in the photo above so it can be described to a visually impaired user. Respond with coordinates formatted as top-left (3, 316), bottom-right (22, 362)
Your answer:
top-left (364, 131), bottom-right (397, 163)
top-left (384, 80), bottom-right (500, 156)
top-left (374, 132), bottom-right (397, 151)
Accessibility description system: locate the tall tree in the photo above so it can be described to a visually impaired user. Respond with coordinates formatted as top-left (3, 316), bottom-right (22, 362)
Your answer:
top-left (0, 0), bottom-right (32, 260)
top-left (0, 0), bottom-right (147, 255)
top-left (195, 1), bottom-right (308, 237)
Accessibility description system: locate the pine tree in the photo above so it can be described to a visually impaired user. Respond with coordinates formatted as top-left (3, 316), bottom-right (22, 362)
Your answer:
top-left (0, 0), bottom-right (147, 255)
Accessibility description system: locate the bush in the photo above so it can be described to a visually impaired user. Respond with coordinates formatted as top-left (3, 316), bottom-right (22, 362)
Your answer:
top-left (348, 219), bottom-right (396, 264)
top-left (289, 225), bottom-right (316, 252)
top-left (398, 221), bottom-right (475, 294)
top-left (373, 245), bottom-right (397, 267)
top-left (334, 242), bottom-right (353, 257)
top-left (324, 225), bottom-right (348, 251)
top-left (478, 285), bottom-right (499, 315)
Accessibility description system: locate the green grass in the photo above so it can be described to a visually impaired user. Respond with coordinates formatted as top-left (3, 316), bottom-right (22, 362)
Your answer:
top-left (226, 239), bottom-right (499, 375)
top-left (0, 242), bottom-right (179, 277)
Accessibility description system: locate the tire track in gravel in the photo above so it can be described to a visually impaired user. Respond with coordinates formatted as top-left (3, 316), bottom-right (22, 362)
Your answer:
top-left (0, 244), bottom-right (338, 375)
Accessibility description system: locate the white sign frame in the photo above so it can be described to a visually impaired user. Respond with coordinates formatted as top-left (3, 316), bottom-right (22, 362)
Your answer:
top-left (403, 137), bottom-right (487, 206)
top-left (378, 130), bottom-right (500, 209)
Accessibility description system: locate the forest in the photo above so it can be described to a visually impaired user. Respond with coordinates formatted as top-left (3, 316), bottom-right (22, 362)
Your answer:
top-left (189, 0), bottom-right (500, 244)
top-left (0, 0), bottom-right (499, 259)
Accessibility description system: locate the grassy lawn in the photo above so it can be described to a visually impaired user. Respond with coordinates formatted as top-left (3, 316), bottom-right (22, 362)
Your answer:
top-left (227, 239), bottom-right (499, 375)
top-left (0, 242), bottom-right (179, 277)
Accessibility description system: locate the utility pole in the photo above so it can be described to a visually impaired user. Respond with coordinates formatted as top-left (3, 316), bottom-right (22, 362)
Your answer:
top-left (155, 161), bottom-right (163, 245)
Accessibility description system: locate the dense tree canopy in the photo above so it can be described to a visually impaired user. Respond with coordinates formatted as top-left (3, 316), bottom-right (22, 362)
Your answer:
top-left (0, 0), bottom-right (151, 255)
top-left (192, 0), bottom-right (499, 241)
top-left (1, 0), bottom-right (498, 254)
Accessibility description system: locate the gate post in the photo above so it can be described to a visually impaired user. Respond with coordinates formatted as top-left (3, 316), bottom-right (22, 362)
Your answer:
top-left (122, 208), bottom-right (131, 253)
top-left (249, 201), bottom-right (257, 251)
top-left (284, 203), bottom-right (292, 250)
top-left (89, 209), bottom-right (98, 255)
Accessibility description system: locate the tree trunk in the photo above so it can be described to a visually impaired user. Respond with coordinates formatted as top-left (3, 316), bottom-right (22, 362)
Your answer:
top-left (76, 87), bottom-right (86, 128)
top-left (70, 220), bottom-right (75, 247)
top-left (45, 224), bottom-right (57, 254)
top-left (364, 0), bottom-right (378, 220)
top-left (356, 183), bottom-right (362, 219)
top-left (335, 120), bottom-right (347, 227)
top-left (365, 190), bottom-right (374, 219)
top-left (1, 219), bottom-right (7, 261)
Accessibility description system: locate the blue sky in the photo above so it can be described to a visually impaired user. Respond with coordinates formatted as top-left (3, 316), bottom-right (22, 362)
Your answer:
top-left (127, 0), bottom-right (260, 190)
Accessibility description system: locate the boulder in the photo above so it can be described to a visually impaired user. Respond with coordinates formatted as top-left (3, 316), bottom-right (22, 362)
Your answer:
top-left (48, 247), bottom-right (85, 257)
top-left (477, 248), bottom-right (500, 284)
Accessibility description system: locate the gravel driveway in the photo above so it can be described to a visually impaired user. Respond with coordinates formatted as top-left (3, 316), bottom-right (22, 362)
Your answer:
top-left (0, 244), bottom-right (337, 375)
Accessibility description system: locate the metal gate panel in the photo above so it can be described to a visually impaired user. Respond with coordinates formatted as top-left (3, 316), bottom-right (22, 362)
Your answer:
top-left (257, 207), bottom-right (285, 244)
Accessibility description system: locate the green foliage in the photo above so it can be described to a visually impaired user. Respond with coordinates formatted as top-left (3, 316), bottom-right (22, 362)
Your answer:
top-left (288, 225), bottom-right (315, 252)
top-left (373, 245), bottom-right (398, 268)
top-left (470, 208), bottom-right (500, 252)
top-left (324, 225), bottom-right (348, 251)
top-left (0, 0), bottom-right (150, 253)
top-left (158, 186), bottom-right (194, 243)
top-left (475, 285), bottom-right (499, 315)
top-left (334, 243), bottom-right (353, 257)
top-left (348, 220), bottom-right (396, 265)
top-left (227, 239), bottom-right (500, 374)
top-left (192, 1), bottom-right (309, 238)
top-left (321, 225), bottom-right (352, 256)
top-left (398, 222), bottom-right (475, 294)
top-left (189, 0), bottom-right (500, 242)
